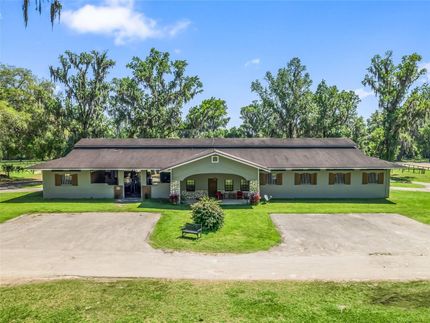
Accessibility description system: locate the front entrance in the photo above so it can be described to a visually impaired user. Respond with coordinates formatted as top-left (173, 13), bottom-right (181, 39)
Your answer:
top-left (208, 178), bottom-right (217, 197)
top-left (124, 171), bottom-right (141, 198)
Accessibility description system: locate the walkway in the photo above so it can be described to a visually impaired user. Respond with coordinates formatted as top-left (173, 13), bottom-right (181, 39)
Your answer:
top-left (1, 212), bottom-right (429, 284)
top-left (391, 181), bottom-right (430, 192)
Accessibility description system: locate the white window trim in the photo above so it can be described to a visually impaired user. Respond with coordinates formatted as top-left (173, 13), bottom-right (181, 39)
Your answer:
top-left (211, 156), bottom-right (219, 163)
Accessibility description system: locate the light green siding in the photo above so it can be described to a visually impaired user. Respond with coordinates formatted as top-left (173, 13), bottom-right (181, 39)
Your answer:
top-left (172, 156), bottom-right (258, 181)
top-left (42, 170), bottom-right (119, 199)
top-left (260, 170), bottom-right (390, 198)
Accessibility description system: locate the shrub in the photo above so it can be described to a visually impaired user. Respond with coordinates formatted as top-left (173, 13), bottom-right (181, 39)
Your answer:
top-left (169, 193), bottom-right (179, 204)
top-left (249, 193), bottom-right (261, 205)
top-left (191, 196), bottom-right (224, 231)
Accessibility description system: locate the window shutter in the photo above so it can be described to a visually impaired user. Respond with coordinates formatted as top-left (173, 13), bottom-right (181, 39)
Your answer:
top-left (362, 172), bottom-right (368, 184)
top-left (377, 172), bottom-right (384, 184)
top-left (345, 173), bottom-right (351, 185)
top-left (259, 173), bottom-right (267, 185)
top-left (328, 173), bottom-right (335, 185)
top-left (71, 174), bottom-right (78, 186)
top-left (312, 173), bottom-right (317, 185)
top-left (55, 174), bottom-right (61, 186)
top-left (294, 173), bottom-right (300, 185)
top-left (276, 173), bottom-right (283, 185)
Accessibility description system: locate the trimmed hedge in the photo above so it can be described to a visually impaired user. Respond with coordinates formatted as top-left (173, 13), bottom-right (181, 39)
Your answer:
top-left (191, 196), bottom-right (224, 231)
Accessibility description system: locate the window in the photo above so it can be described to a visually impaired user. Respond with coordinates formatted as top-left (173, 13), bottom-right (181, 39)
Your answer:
top-left (300, 173), bottom-right (312, 185)
top-left (211, 156), bottom-right (219, 163)
top-left (186, 179), bottom-right (195, 192)
top-left (61, 173), bottom-right (72, 185)
top-left (90, 170), bottom-right (118, 185)
top-left (160, 172), bottom-right (171, 183)
top-left (362, 172), bottom-right (384, 185)
top-left (295, 173), bottom-right (317, 185)
top-left (55, 173), bottom-right (78, 186)
top-left (224, 179), bottom-right (234, 191)
top-left (260, 173), bottom-right (282, 185)
top-left (329, 173), bottom-right (351, 185)
top-left (240, 179), bottom-right (250, 191)
top-left (368, 173), bottom-right (377, 184)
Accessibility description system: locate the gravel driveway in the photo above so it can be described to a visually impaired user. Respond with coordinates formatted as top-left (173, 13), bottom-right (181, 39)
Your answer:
top-left (1, 212), bottom-right (429, 283)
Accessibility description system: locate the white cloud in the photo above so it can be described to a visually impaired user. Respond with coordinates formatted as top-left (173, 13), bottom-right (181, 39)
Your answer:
top-left (62, 0), bottom-right (190, 45)
top-left (244, 58), bottom-right (260, 67)
top-left (173, 48), bottom-right (182, 54)
top-left (354, 88), bottom-right (373, 99)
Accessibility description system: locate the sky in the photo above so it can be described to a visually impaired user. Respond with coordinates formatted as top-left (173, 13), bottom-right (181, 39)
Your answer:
top-left (0, 0), bottom-right (429, 126)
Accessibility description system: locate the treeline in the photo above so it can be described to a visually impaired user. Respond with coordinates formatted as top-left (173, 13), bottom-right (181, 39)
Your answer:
top-left (0, 49), bottom-right (429, 161)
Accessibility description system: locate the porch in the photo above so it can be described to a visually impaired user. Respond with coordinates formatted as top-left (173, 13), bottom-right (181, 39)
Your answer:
top-left (173, 173), bottom-right (258, 204)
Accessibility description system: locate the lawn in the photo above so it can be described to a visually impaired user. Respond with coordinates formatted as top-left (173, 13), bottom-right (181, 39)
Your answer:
top-left (390, 182), bottom-right (425, 188)
top-left (391, 168), bottom-right (430, 184)
top-left (0, 279), bottom-right (429, 322)
top-left (0, 160), bottom-right (41, 183)
top-left (1, 190), bottom-right (429, 253)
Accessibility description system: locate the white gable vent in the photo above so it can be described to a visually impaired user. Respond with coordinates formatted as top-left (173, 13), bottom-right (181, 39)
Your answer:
top-left (211, 155), bottom-right (219, 163)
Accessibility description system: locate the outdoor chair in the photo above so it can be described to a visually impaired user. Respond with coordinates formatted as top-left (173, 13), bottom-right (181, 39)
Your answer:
top-left (263, 194), bottom-right (272, 203)
top-left (181, 223), bottom-right (202, 238)
top-left (215, 191), bottom-right (223, 200)
top-left (236, 191), bottom-right (243, 199)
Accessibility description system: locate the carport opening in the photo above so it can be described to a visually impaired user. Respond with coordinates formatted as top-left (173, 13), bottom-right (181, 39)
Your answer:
top-left (124, 171), bottom-right (141, 198)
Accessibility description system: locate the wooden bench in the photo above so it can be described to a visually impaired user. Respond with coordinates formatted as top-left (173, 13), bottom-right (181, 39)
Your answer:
top-left (181, 223), bottom-right (202, 238)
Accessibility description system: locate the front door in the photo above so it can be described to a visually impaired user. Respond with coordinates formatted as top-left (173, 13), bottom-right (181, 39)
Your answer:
top-left (208, 178), bottom-right (217, 197)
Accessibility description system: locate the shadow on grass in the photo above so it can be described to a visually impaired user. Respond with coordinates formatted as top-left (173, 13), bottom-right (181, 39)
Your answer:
top-left (391, 175), bottom-right (415, 184)
top-left (1, 192), bottom-right (396, 206)
top-left (1, 191), bottom-right (118, 204)
top-left (267, 198), bottom-right (396, 205)
top-left (371, 283), bottom-right (430, 309)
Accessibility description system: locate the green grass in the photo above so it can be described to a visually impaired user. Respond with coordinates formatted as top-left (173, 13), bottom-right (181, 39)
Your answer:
top-left (0, 160), bottom-right (41, 183)
top-left (391, 168), bottom-right (430, 184)
top-left (0, 279), bottom-right (429, 322)
top-left (390, 182), bottom-right (425, 188)
top-left (1, 190), bottom-right (429, 253)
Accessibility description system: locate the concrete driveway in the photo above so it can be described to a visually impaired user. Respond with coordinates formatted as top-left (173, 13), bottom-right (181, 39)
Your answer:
top-left (1, 212), bottom-right (430, 283)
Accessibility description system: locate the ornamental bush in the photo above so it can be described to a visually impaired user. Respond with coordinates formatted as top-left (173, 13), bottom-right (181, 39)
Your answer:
top-left (191, 196), bottom-right (224, 231)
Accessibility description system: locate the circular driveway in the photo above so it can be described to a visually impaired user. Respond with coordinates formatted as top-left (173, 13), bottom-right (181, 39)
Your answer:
top-left (1, 212), bottom-right (430, 283)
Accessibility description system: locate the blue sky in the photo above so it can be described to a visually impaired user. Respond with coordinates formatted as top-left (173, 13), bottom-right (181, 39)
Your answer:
top-left (1, 0), bottom-right (429, 126)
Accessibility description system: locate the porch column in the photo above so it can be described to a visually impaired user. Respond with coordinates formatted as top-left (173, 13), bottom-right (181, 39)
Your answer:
top-left (170, 169), bottom-right (181, 203)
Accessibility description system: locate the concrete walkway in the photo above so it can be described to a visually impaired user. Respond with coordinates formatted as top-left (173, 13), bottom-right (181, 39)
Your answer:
top-left (391, 181), bottom-right (430, 192)
top-left (1, 212), bottom-right (429, 284)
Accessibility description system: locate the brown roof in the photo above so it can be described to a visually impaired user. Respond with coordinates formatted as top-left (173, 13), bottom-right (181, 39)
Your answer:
top-left (30, 138), bottom-right (394, 170)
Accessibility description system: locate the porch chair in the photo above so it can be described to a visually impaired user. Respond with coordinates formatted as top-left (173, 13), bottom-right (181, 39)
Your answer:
top-left (215, 191), bottom-right (223, 200)
top-left (236, 191), bottom-right (243, 199)
top-left (263, 194), bottom-right (272, 203)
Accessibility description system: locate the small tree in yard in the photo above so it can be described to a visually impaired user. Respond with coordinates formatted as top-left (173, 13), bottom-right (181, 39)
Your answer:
top-left (1, 164), bottom-right (16, 178)
top-left (191, 196), bottom-right (224, 231)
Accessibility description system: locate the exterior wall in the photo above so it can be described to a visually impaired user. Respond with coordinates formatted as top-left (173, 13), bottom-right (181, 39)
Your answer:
top-left (151, 183), bottom-right (170, 198)
top-left (172, 156), bottom-right (257, 181)
top-left (43, 170), bottom-right (115, 199)
top-left (260, 170), bottom-right (390, 199)
top-left (180, 173), bottom-right (247, 193)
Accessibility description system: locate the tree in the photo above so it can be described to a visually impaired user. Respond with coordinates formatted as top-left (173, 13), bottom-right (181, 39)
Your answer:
top-left (50, 50), bottom-right (115, 144)
top-left (22, 0), bottom-right (61, 27)
top-left (0, 65), bottom-right (64, 160)
top-left (310, 80), bottom-right (360, 138)
top-left (183, 98), bottom-right (230, 138)
top-left (239, 101), bottom-right (276, 137)
top-left (251, 58), bottom-right (313, 138)
top-left (362, 51), bottom-right (426, 160)
top-left (110, 48), bottom-right (203, 138)
top-left (398, 84), bottom-right (430, 160)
